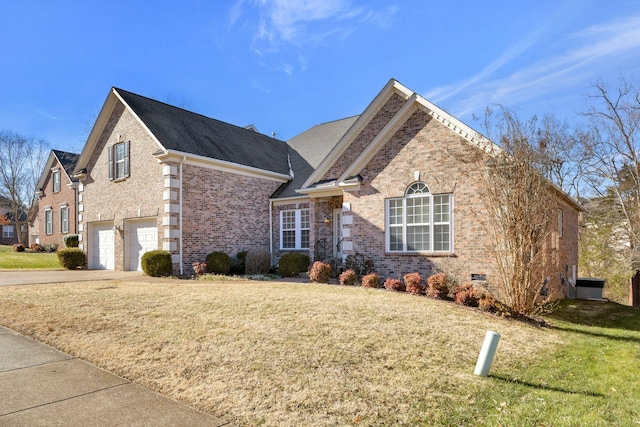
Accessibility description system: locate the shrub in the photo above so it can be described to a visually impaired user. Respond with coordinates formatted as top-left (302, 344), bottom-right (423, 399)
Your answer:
top-left (192, 262), bottom-right (207, 276)
top-left (479, 293), bottom-right (497, 312)
top-left (57, 248), bottom-right (85, 270)
top-left (339, 269), bottom-right (357, 286)
top-left (230, 250), bottom-right (248, 275)
top-left (12, 243), bottom-right (25, 252)
top-left (63, 234), bottom-right (79, 248)
top-left (345, 252), bottom-right (375, 278)
top-left (44, 243), bottom-right (58, 253)
top-left (141, 250), bottom-right (173, 277)
top-left (453, 282), bottom-right (480, 307)
top-left (205, 252), bottom-right (231, 275)
top-left (362, 273), bottom-right (380, 288)
top-left (309, 261), bottom-right (332, 283)
top-left (404, 272), bottom-right (423, 295)
top-left (426, 272), bottom-right (450, 299)
top-left (384, 278), bottom-right (405, 292)
top-left (278, 252), bottom-right (310, 277)
top-left (30, 243), bottom-right (42, 252)
top-left (245, 250), bottom-right (271, 274)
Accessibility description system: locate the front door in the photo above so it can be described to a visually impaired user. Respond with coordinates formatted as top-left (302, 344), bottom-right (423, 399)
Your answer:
top-left (333, 209), bottom-right (343, 258)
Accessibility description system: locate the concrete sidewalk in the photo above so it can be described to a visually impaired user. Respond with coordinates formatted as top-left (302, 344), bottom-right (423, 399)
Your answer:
top-left (0, 325), bottom-right (233, 426)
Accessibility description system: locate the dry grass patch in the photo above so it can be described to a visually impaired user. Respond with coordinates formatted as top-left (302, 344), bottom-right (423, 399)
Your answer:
top-left (0, 280), bottom-right (562, 426)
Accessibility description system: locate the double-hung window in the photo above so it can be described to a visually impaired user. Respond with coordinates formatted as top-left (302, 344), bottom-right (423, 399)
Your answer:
top-left (386, 182), bottom-right (452, 253)
top-left (280, 209), bottom-right (310, 250)
top-left (52, 170), bottom-right (60, 193)
top-left (2, 225), bottom-right (14, 238)
top-left (108, 141), bottom-right (130, 180)
top-left (60, 205), bottom-right (69, 234)
top-left (45, 209), bottom-right (53, 235)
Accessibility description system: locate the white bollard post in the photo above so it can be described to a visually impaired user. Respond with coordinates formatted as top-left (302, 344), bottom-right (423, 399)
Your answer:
top-left (474, 330), bottom-right (501, 377)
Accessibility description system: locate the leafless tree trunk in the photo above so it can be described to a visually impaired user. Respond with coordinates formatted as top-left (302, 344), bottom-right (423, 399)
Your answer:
top-left (0, 131), bottom-right (48, 244)
top-left (475, 108), bottom-right (559, 316)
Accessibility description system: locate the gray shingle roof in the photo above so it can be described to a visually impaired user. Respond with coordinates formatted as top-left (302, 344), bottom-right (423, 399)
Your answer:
top-left (114, 88), bottom-right (291, 176)
top-left (271, 116), bottom-right (359, 199)
top-left (52, 149), bottom-right (80, 180)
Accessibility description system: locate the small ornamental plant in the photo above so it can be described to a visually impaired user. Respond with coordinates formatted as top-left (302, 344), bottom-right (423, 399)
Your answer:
top-left (453, 282), bottom-right (480, 307)
top-left (384, 278), bottom-right (405, 292)
top-left (30, 243), bottom-right (43, 252)
top-left (361, 273), bottom-right (380, 288)
top-left (57, 248), bottom-right (86, 269)
top-left (192, 262), bottom-right (207, 276)
top-left (479, 293), bottom-right (497, 312)
top-left (309, 261), bottom-right (332, 283)
top-left (426, 272), bottom-right (450, 299)
top-left (279, 253), bottom-right (310, 277)
top-left (12, 243), bottom-right (25, 252)
top-left (339, 269), bottom-right (357, 286)
top-left (205, 252), bottom-right (231, 275)
top-left (404, 272), bottom-right (423, 295)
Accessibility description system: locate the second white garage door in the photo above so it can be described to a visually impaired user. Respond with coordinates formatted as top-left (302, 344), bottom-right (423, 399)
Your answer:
top-left (128, 220), bottom-right (158, 271)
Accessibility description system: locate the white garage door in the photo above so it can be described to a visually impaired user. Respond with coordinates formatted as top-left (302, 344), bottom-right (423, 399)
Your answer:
top-left (128, 220), bottom-right (158, 271)
top-left (90, 223), bottom-right (114, 270)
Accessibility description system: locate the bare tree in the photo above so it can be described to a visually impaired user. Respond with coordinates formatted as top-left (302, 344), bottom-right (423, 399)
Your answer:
top-left (0, 130), bottom-right (48, 244)
top-left (474, 108), bottom-right (562, 316)
top-left (580, 76), bottom-right (640, 267)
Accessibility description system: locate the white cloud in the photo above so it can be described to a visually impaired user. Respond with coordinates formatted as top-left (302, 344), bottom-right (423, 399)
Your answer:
top-left (425, 14), bottom-right (640, 119)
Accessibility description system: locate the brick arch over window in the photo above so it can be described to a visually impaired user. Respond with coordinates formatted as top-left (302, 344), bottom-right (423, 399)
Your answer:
top-left (386, 181), bottom-right (452, 253)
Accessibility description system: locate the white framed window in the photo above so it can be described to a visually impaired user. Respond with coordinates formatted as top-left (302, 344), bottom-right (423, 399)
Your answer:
top-left (52, 169), bottom-right (61, 193)
top-left (558, 208), bottom-right (563, 238)
top-left (385, 182), bottom-right (453, 253)
top-left (280, 208), bottom-right (310, 250)
top-left (60, 205), bottom-right (69, 234)
top-left (2, 225), bottom-right (14, 238)
top-left (45, 209), bottom-right (53, 235)
top-left (108, 141), bottom-right (130, 180)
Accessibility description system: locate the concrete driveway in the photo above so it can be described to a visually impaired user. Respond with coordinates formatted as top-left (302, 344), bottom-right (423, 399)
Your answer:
top-left (0, 270), bottom-right (148, 286)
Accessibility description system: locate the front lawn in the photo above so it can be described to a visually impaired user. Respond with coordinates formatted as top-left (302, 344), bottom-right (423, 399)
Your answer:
top-left (0, 244), bottom-right (61, 270)
top-left (0, 280), bottom-right (638, 426)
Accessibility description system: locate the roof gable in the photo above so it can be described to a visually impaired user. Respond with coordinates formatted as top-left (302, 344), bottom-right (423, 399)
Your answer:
top-left (35, 149), bottom-right (80, 192)
top-left (74, 88), bottom-right (291, 178)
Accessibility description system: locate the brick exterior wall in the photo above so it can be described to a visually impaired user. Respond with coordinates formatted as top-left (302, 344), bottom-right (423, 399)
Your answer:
top-left (321, 93), bottom-right (407, 181)
top-left (278, 97), bottom-right (581, 299)
top-left (78, 103), bottom-right (164, 270)
top-left (32, 159), bottom-right (77, 248)
top-left (180, 164), bottom-right (282, 273)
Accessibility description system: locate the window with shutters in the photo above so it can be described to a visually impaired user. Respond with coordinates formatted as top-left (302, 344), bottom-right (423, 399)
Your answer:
top-left (108, 141), bottom-right (130, 181)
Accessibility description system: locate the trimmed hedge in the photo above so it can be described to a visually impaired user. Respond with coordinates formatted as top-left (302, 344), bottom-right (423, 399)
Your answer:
top-left (309, 261), bottom-right (332, 283)
top-left (57, 248), bottom-right (85, 269)
top-left (362, 273), bottom-right (381, 288)
top-left (13, 243), bottom-right (25, 252)
top-left (278, 252), bottom-right (310, 277)
top-left (63, 234), bottom-right (79, 248)
top-left (245, 250), bottom-right (271, 274)
top-left (339, 269), bottom-right (357, 286)
top-left (141, 250), bottom-right (173, 277)
top-left (206, 252), bottom-right (231, 275)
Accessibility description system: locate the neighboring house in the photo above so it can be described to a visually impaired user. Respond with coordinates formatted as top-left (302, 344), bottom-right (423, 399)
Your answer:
top-left (31, 149), bottom-right (80, 247)
top-left (72, 79), bottom-right (581, 297)
top-left (0, 196), bottom-right (27, 245)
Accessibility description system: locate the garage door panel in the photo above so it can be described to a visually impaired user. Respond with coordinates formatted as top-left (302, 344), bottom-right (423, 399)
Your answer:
top-left (90, 223), bottom-right (114, 270)
top-left (128, 221), bottom-right (158, 271)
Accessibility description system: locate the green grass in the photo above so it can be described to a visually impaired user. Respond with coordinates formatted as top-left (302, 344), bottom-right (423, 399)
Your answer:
top-left (0, 244), bottom-right (62, 269)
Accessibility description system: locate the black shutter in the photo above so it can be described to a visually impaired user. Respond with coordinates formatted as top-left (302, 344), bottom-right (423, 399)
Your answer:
top-left (124, 141), bottom-right (130, 178)
top-left (108, 145), bottom-right (114, 180)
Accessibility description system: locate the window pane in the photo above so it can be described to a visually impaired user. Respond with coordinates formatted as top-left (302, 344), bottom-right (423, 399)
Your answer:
top-left (407, 197), bottom-right (429, 224)
top-left (433, 195), bottom-right (450, 223)
top-left (434, 224), bottom-right (450, 251)
top-left (300, 209), bottom-right (310, 230)
top-left (301, 230), bottom-right (309, 249)
top-left (407, 225), bottom-right (430, 251)
top-left (389, 226), bottom-right (403, 251)
top-left (282, 211), bottom-right (295, 230)
top-left (282, 230), bottom-right (295, 248)
top-left (407, 182), bottom-right (429, 194)
top-left (115, 143), bottom-right (126, 161)
top-left (389, 199), bottom-right (403, 225)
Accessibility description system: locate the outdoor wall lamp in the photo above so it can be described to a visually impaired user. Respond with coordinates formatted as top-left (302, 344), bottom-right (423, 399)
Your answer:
top-left (113, 224), bottom-right (121, 234)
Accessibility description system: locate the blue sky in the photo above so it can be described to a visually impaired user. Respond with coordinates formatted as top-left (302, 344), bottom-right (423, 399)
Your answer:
top-left (1, 0), bottom-right (640, 153)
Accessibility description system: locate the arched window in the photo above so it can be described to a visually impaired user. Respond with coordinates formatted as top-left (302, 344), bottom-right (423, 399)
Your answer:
top-left (385, 182), bottom-right (452, 253)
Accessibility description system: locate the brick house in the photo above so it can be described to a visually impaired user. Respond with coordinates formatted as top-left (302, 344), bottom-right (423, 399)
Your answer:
top-left (0, 196), bottom-right (27, 245)
top-left (73, 79), bottom-right (581, 296)
top-left (30, 149), bottom-right (80, 247)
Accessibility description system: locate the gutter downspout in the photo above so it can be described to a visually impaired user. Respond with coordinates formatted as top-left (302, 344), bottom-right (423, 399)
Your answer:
top-left (269, 199), bottom-right (273, 264)
top-left (179, 157), bottom-right (185, 275)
